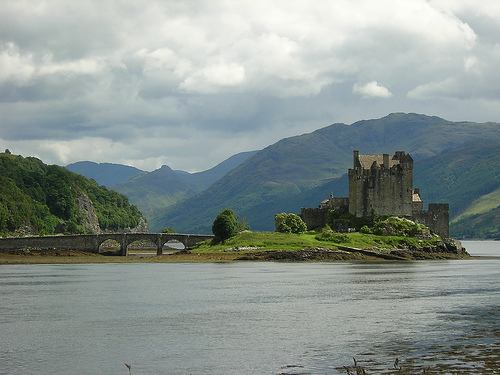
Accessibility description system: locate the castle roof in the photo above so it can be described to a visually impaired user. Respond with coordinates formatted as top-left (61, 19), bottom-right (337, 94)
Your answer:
top-left (358, 154), bottom-right (399, 169)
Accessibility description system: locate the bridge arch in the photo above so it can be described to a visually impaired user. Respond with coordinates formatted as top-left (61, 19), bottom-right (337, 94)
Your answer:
top-left (162, 239), bottom-right (185, 253)
top-left (0, 233), bottom-right (214, 256)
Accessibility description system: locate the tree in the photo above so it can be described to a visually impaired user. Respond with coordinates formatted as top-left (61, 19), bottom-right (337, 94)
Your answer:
top-left (275, 213), bottom-right (307, 234)
top-left (212, 209), bottom-right (239, 244)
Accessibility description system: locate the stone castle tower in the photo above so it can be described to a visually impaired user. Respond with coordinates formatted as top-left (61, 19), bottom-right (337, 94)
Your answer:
top-left (300, 150), bottom-right (450, 238)
top-left (348, 150), bottom-right (414, 217)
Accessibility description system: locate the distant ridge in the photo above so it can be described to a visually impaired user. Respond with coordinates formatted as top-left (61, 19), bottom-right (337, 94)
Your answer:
top-left (111, 151), bottom-right (258, 221)
top-left (65, 161), bottom-right (144, 187)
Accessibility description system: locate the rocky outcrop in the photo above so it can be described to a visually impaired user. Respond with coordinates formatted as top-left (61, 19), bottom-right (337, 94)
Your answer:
top-left (236, 239), bottom-right (469, 261)
top-left (119, 217), bottom-right (149, 233)
top-left (75, 193), bottom-right (100, 234)
top-left (387, 238), bottom-right (469, 259)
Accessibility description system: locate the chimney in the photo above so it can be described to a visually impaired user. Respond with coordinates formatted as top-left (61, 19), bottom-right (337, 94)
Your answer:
top-left (383, 153), bottom-right (389, 169)
top-left (353, 150), bottom-right (359, 167)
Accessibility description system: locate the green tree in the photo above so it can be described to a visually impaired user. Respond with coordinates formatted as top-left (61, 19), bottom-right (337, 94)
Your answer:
top-left (212, 209), bottom-right (239, 244)
top-left (275, 213), bottom-right (307, 234)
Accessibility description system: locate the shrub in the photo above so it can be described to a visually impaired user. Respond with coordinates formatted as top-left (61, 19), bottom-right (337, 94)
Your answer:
top-left (275, 213), bottom-right (307, 234)
top-left (372, 217), bottom-right (429, 237)
top-left (360, 225), bottom-right (371, 234)
top-left (315, 226), bottom-right (350, 243)
top-left (212, 209), bottom-right (239, 244)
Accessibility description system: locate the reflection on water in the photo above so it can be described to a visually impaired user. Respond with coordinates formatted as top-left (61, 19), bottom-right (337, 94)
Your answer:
top-left (0, 241), bottom-right (499, 374)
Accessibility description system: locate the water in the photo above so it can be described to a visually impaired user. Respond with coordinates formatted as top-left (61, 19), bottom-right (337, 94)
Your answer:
top-left (1, 241), bottom-right (499, 374)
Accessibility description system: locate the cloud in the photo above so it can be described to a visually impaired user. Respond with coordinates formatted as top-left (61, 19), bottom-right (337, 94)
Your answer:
top-left (353, 81), bottom-right (393, 98)
top-left (1, 0), bottom-right (500, 171)
top-left (180, 63), bottom-right (246, 94)
top-left (0, 42), bottom-right (35, 83)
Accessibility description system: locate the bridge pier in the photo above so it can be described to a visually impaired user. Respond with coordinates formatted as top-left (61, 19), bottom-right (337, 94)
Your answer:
top-left (121, 234), bottom-right (128, 256)
top-left (157, 240), bottom-right (163, 256)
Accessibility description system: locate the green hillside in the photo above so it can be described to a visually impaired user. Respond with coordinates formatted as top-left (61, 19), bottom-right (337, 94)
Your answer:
top-left (176, 151), bottom-right (259, 193)
top-left (111, 152), bottom-right (258, 219)
top-left (112, 165), bottom-right (196, 218)
top-left (413, 138), bottom-right (500, 218)
top-left (452, 188), bottom-right (500, 222)
top-left (0, 151), bottom-right (143, 236)
top-left (150, 113), bottom-right (500, 235)
top-left (451, 206), bottom-right (500, 239)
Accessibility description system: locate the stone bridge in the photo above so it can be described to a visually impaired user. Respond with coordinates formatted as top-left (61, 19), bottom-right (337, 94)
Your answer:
top-left (0, 233), bottom-right (214, 256)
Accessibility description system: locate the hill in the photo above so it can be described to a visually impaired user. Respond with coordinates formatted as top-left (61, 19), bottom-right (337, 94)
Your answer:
top-left (112, 165), bottom-right (197, 218)
top-left (0, 152), bottom-right (144, 236)
top-left (413, 138), bottom-right (500, 218)
top-left (150, 113), bottom-right (500, 234)
top-left (65, 161), bottom-right (144, 187)
top-left (175, 151), bottom-right (259, 193)
top-left (411, 138), bottom-right (500, 239)
top-left (110, 151), bottom-right (258, 219)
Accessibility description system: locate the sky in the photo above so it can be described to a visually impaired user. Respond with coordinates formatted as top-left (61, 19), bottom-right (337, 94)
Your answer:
top-left (1, 0), bottom-right (500, 172)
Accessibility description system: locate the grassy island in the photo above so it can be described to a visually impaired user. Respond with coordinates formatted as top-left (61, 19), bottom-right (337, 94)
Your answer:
top-left (0, 229), bottom-right (469, 264)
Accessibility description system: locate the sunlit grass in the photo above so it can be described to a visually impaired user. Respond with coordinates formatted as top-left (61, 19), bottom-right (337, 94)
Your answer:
top-left (192, 230), bottom-right (442, 254)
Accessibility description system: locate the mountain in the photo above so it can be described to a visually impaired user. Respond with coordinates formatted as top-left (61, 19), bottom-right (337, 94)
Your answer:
top-left (112, 165), bottom-right (197, 218)
top-left (110, 151), bottom-right (258, 222)
top-left (411, 138), bottom-right (500, 239)
top-left (451, 206), bottom-right (500, 239)
top-left (0, 152), bottom-right (144, 235)
top-left (175, 151), bottom-right (259, 193)
top-left (65, 161), bottom-right (144, 187)
top-left (150, 113), bottom-right (500, 234)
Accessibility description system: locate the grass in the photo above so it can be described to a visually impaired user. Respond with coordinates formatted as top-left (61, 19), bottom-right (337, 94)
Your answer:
top-left (192, 230), bottom-right (442, 254)
top-left (451, 186), bottom-right (500, 223)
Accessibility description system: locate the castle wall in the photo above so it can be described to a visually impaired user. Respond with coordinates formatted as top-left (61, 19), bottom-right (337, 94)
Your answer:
top-left (412, 203), bottom-right (449, 238)
top-left (300, 207), bottom-right (330, 230)
top-left (300, 150), bottom-right (450, 238)
top-left (349, 156), bottom-right (413, 217)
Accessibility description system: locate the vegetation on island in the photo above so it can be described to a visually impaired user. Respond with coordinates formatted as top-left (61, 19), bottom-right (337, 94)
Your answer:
top-left (211, 208), bottom-right (249, 244)
top-left (274, 212), bottom-right (307, 234)
top-left (200, 210), bottom-right (464, 261)
top-left (0, 151), bottom-right (143, 236)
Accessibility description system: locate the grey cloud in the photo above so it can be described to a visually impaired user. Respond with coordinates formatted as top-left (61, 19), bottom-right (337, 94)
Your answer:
top-left (1, 1), bottom-right (500, 171)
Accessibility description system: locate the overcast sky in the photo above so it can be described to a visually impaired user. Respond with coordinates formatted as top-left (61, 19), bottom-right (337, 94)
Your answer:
top-left (1, 1), bottom-right (500, 172)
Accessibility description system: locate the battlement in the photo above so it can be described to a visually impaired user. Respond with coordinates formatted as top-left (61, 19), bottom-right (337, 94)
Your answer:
top-left (300, 150), bottom-right (450, 238)
top-left (349, 150), bottom-right (414, 218)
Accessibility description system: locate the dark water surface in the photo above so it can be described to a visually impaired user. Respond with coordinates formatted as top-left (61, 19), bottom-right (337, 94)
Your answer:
top-left (1, 241), bottom-right (499, 374)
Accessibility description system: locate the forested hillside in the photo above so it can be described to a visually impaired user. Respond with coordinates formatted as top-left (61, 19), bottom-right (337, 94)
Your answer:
top-left (0, 151), bottom-right (143, 236)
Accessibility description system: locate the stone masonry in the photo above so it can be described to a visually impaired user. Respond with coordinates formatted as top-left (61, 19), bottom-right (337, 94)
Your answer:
top-left (300, 150), bottom-right (450, 238)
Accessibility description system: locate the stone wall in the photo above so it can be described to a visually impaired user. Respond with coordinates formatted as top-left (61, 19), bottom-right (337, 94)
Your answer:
top-left (349, 152), bottom-right (413, 217)
top-left (300, 207), bottom-right (331, 230)
top-left (412, 203), bottom-right (449, 238)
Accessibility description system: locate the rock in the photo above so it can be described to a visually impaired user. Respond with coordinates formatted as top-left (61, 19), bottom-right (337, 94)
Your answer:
top-left (54, 221), bottom-right (68, 234)
top-left (119, 217), bottom-right (149, 233)
top-left (14, 222), bottom-right (38, 236)
top-left (75, 194), bottom-right (100, 234)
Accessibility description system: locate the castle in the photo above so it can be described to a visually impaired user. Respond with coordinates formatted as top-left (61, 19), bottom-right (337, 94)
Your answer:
top-left (300, 150), bottom-right (449, 238)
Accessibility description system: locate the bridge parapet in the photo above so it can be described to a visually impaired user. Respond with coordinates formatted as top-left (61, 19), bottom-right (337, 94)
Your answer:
top-left (0, 233), bottom-right (214, 256)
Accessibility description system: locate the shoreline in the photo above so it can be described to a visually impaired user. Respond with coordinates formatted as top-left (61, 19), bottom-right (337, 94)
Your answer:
top-left (0, 248), bottom-right (478, 264)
